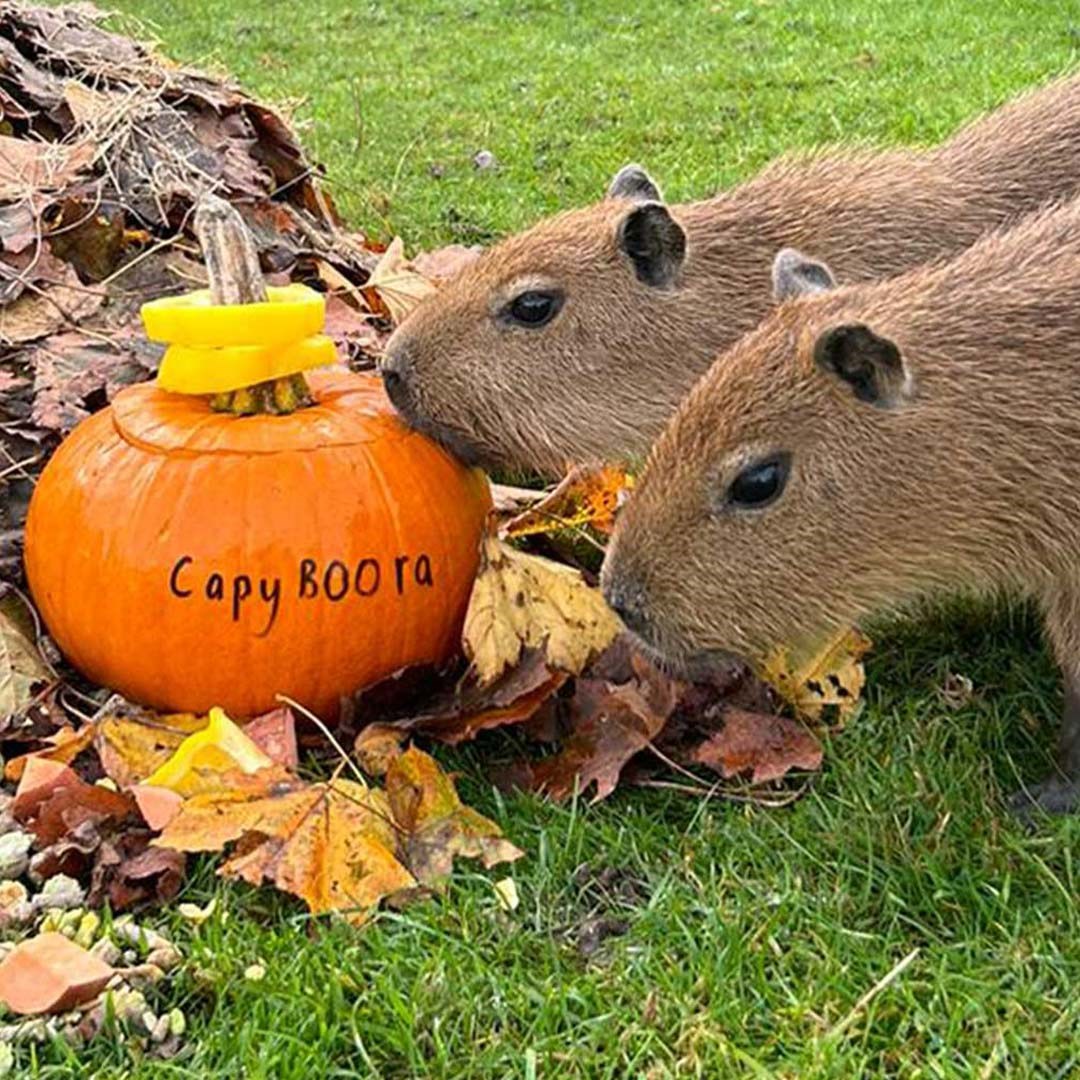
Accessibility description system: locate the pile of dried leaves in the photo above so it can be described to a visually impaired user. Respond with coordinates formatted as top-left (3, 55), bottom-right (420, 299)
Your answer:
top-left (0, 0), bottom-right (872, 963)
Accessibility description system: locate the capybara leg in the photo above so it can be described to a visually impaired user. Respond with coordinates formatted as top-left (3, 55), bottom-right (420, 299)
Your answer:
top-left (1010, 590), bottom-right (1080, 821)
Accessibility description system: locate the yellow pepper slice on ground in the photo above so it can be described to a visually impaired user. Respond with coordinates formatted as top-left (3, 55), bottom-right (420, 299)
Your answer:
top-left (142, 284), bottom-right (325, 348)
top-left (156, 334), bottom-right (337, 395)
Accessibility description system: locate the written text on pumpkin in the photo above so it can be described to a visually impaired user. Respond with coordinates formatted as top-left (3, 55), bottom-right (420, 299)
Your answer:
top-left (167, 553), bottom-right (436, 636)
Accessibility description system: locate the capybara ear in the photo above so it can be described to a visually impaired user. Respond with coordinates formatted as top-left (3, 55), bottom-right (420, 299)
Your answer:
top-left (813, 323), bottom-right (911, 408)
top-left (607, 163), bottom-right (663, 203)
top-left (618, 203), bottom-right (687, 287)
top-left (771, 248), bottom-right (837, 301)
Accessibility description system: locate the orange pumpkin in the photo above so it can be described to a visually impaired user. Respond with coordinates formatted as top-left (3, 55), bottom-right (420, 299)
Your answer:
top-left (24, 369), bottom-right (491, 719)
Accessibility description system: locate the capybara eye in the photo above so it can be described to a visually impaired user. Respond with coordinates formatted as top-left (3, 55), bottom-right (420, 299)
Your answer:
top-left (727, 454), bottom-right (790, 509)
top-left (505, 290), bottom-right (563, 327)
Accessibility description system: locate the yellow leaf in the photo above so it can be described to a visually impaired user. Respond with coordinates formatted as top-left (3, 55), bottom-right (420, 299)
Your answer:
top-left (144, 707), bottom-right (272, 797)
top-left (760, 627), bottom-right (872, 723)
top-left (156, 774), bottom-right (414, 925)
top-left (502, 465), bottom-right (634, 539)
top-left (365, 236), bottom-right (436, 324)
top-left (94, 709), bottom-right (209, 789)
top-left (0, 594), bottom-right (50, 717)
top-left (385, 746), bottom-right (523, 886)
top-left (462, 535), bottom-right (621, 685)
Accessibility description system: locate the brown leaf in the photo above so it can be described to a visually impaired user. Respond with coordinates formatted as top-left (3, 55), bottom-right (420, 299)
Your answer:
top-left (368, 649), bottom-right (567, 747)
top-left (0, 264), bottom-right (104, 345)
top-left (690, 708), bottom-right (823, 784)
top-left (243, 707), bottom-right (299, 770)
top-left (13, 757), bottom-right (135, 848)
top-left (364, 236), bottom-right (436, 324)
top-left (353, 724), bottom-right (408, 778)
top-left (0, 136), bottom-right (95, 202)
top-left (411, 244), bottom-right (482, 283)
top-left (502, 667), bottom-right (675, 802)
top-left (385, 747), bottom-right (523, 886)
top-left (157, 772), bottom-right (415, 925)
top-left (89, 831), bottom-right (185, 910)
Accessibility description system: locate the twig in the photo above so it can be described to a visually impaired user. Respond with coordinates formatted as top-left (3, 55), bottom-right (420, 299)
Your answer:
top-left (275, 693), bottom-right (368, 788)
top-left (823, 948), bottom-right (920, 1043)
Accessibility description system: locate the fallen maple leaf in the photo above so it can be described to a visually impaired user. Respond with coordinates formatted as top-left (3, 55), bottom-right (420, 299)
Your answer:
top-left (144, 707), bottom-right (273, 797)
top-left (760, 627), bottom-right (872, 723)
top-left (385, 747), bottom-right (522, 886)
top-left (690, 708), bottom-right (823, 784)
top-left (463, 534), bottom-right (621, 685)
top-left (363, 236), bottom-right (436, 324)
top-left (503, 465), bottom-right (634, 539)
top-left (157, 772), bottom-right (415, 925)
top-left (0, 592), bottom-right (51, 717)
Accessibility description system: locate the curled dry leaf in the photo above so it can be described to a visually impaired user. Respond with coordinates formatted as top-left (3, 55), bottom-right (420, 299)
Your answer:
top-left (690, 708), bottom-right (823, 785)
top-left (156, 771), bottom-right (415, 925)
top-left (364, 236), bottom-right (436, 324)
top-left (502, 465), bottom-right (634, 539)
top-left (463, 534), bottom-right (621, 685)
top-left (0, 592), bottom-right (51, 718)
top-left (760, 627), bottom-right (872, 723)
top-left (385, 746), bottom-right (522, 886)
top-left (410, 244), bottom-right (482, 283)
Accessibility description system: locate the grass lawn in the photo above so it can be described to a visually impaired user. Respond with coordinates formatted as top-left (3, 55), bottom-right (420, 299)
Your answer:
top-left (27, 1), bottom-right (1080, 1076)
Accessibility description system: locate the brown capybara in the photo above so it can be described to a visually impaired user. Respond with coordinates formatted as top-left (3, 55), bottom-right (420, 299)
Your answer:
top-left (599, 197), bottom-right (1080, 820)
top-left (381, 73), bottom-right (1080, 476)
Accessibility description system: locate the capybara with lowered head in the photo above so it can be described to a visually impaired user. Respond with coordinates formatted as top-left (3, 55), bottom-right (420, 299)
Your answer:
top-left (601, 197), bottom-right (1080, 820)
top-left (382, 73), bottom-right (1080, 476)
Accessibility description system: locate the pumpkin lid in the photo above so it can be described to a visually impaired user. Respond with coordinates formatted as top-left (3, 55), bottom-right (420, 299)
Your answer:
top-left (111, 369), bottom-right (411, 454)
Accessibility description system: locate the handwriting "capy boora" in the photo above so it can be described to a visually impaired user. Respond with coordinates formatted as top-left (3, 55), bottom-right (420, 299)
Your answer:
top-left (168, 553), bottom-right (435, 636)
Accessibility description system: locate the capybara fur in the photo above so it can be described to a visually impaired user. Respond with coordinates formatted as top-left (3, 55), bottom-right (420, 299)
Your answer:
top-left (382, 72), bottom-right (1080, 476)
top-left (601, 197), bottom-right (1080, 819)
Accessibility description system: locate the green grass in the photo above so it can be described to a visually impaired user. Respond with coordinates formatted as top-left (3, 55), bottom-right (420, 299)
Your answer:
top-left (28, 0), bottom-right (1080, 1076)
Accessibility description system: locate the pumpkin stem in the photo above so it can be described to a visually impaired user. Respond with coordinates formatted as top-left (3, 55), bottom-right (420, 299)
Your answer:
top-left (193, 195), bottom-right (314, 415)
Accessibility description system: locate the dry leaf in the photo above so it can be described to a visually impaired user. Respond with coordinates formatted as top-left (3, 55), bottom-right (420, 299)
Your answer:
top-left (0, 135), bottom-right (95, 202)
top-left (410, 244), bottom-right (482, 283)
top-left (503, 465), bottom-right (634, 538)
top-left (157, 772), bottom-right (414, 924)
top-left (94, 710), bottom-right (209, 789)
top-left (364, 236), bottom-right (436, 324)
top-left (144, 707), bottom-right (273, 797)
top-left (690, 708), bottom-right (823, 784)
top-left (463, 534), bottom-right (621, 685)
top-left (4, 724), bottom-right (94, 781)
top-left (0, 593), bottom-right (50, 718)
top-left (385, 747), bottom-right (523, 885)
top-left (499, 672), bottom-right (673, 802)
top-left (0, 263), bottom-right (104, 344)
top-left (95, 706), bottom-right (295, 789)
top-left (760, 627), bottom-right (871, 722)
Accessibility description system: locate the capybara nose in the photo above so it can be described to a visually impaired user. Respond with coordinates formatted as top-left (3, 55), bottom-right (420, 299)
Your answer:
top-left (379, 338), bottom-right (413, 412)
top-left (603, 576), bottom-right (650, 638)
